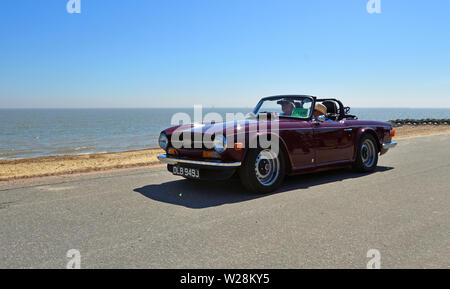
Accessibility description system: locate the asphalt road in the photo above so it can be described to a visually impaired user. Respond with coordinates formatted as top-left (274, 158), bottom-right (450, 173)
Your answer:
top-left (1, 134), bottom-right (449, 269)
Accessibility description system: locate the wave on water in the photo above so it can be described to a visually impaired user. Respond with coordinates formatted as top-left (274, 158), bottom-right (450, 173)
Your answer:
top-left (0, 149), bottom-right (44, 159)
top-left (52, 146), bottom-right (95, 155)
top-left (0, 152), bottom-right (21, 159)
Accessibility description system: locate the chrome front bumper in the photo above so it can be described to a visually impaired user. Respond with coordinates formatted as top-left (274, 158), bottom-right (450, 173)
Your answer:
top-left (157, 154), bottom-right (242, 167)
top-left (382, 142), bottom-right (398, 150)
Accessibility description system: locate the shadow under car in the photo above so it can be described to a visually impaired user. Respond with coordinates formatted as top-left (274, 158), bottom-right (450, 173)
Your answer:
top-left (134, 166), bottom-right (394, 209)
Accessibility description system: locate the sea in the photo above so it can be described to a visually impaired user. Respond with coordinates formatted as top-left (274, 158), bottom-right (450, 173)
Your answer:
top-left (1, 108), bottom-right (449, 159)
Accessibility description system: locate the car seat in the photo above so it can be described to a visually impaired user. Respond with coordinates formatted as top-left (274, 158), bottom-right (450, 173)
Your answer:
top-left (321, 101), bottom-right (339, 120)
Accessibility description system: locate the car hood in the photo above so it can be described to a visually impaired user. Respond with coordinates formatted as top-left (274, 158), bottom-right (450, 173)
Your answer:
top-left (162, 118), bottom-right (311, 136)
top-left (163, 119), bottom-right (258, 136)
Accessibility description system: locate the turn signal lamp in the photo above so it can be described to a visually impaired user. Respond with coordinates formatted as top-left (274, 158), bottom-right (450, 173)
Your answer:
top-left (234, 143), bottom-right (244, 151)
top-left (168, 148), bottom-right (178, 155)
top-left (202, 151), bottom-right (214, 158)
top-left (391, 129), bottom-right (396, 137)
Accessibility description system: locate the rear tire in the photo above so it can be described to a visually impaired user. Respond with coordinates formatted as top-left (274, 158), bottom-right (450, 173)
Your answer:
top-left (353, 134), bottom-right (379, 172)
top-left (239, 148), bottom-right (286, 194)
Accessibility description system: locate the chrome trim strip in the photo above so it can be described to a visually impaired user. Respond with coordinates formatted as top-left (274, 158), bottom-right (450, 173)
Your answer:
top-left (382, 142), bottom-right (397, 149)
top-left (157, 154), bottom-right (241, 167)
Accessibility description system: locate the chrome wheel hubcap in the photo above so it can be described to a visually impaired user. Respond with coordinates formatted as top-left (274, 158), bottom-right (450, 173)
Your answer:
top-left (255, 150), bottom-right (280, 186)
top-left (361, 139), bottom-right (376, 167)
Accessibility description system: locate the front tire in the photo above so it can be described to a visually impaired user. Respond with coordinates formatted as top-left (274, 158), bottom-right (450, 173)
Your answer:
top-left (239, 148), bottom-right (286, 194)
top-left (353, 134), bottom-right (379, 172)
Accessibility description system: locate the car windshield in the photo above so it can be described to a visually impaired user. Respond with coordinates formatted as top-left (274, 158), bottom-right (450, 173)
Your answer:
top-left (253, 96), bottom-right (314, 119)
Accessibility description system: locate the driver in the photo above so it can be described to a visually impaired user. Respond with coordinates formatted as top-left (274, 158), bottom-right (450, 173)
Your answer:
top-left (280, 100), bottom-right (295, 116)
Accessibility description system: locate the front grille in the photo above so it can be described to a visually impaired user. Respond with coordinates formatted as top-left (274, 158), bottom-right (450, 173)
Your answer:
top-left (176, 133), bottom-right (215, 150)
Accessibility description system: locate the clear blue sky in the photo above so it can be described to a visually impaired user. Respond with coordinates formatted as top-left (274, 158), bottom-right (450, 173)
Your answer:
top-left (0, 0), bottom-right (449, 108)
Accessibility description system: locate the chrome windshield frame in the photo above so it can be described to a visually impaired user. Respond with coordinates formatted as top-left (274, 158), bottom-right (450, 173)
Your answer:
top-left (252, 95), bottom-right (316, 121)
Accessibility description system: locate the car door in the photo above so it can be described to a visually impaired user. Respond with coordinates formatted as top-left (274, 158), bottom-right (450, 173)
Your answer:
top-left (313, 121), bottom-right (354, 165)
top-left (279, 120), bottom-right (315, 169)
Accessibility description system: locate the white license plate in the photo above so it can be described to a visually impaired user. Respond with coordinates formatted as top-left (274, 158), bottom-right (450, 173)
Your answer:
top-left (172, 166), bottom-right (200, 179)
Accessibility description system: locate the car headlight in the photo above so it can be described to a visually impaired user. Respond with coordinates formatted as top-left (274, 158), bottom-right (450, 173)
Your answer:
top-left (159, 133), bottom-right (169, 150)
top-left (214, 135), bottom-right (227, 153)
